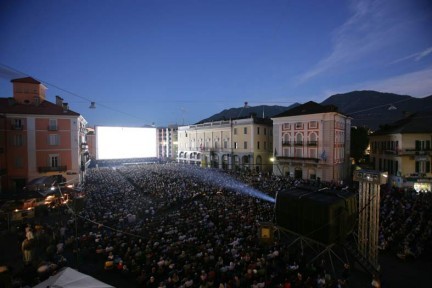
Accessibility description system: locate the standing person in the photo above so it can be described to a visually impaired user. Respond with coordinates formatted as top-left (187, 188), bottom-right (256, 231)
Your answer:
top-left (21, 238), bottom-right (32, 266)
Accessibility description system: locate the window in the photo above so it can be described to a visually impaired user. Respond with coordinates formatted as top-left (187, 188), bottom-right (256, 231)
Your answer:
top-left (257, 141), bottom-right (260, 149)
top-left (12, 134), bottom-right (24, 146)
top-left (244, 141), bottom-right (247, 149)
top-left (415, 140), bottom-right (431, 150)
top-left (309, 121), bottom-right (318, 129)
top-left (295, 148), bottom-right (303, 158)
top-left (49, 134), bottom-right (60, 146)
top-left (264, 128), bottom-right (267, 135)
top-left (14, 156), bottom-right (23, 168)
top-left (49, 119), bottom-right (57, 130)
top-left (264, 141), bottom-right (267, 150)
top-left (223, 139), bottom-right (228, 149)
top-left (283, 148), bottom-right (290, 157)
top-left (415, 161), bottom-right (431, 173)
top-left (257, 127), bottom-right (260, 135)
top-left (234, 142), bottom-right (238, 149)
top-left (283, 123), bottom-right (290, 130)
top-left (49, 155), bottom-right (59, 167)
top-left (295, 122), bottom-right (303, 129)
top-left (295, 133), bottom-right (303, 145)
top-left (13, 119), bottom-right (23, 129)
top-left (244, 127), bottom-right (247, 134)
top-left (234, 128), bottom-right (237, 135)
top-left (309, 148), bottom-right (317, 159)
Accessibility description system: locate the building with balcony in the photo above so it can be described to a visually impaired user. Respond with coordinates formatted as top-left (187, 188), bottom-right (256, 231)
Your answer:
top-left (177, 115), bottom-right (273, 173)
top-left (157, 125), bottom-right (178, 161)
top-left (272, 101), bottom-right (351, 182)
top-left (0, 77), bottom-right (89, 193)
top-left (369, 111), bottom-right (432, 191)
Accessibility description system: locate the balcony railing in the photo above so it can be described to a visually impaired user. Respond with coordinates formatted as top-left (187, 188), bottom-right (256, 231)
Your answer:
top-left (276, 156), bottom-right (320, 163)
top-left (375, 148), bottom-right (432, 156)
top-left (294, 141), bottom-right (303, 146)
top-left (38, 166), bottom-right (67, 173)
top-left (282, 141), bottom-right (291, 146)
top-left (307, 141), bottom-right (318, 146)
top-left (48, 126), bottom-right (58, 131)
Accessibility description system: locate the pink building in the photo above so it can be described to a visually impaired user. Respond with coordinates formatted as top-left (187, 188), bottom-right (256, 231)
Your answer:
top-left (0, 77), bottom-right (89, 193)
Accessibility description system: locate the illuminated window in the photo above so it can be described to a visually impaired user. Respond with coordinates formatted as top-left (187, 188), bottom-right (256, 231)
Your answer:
top-left (49, 154), bottom-right (59, 167)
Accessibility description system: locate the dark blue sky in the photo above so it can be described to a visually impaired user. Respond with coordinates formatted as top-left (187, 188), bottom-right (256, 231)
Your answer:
top-left (1, 0), bottom-right (431, 127)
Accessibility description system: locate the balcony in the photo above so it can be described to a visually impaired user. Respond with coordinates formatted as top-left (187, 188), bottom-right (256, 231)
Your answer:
top-left (38, 166), bottom-right (67, 173)
top-left (48, 125), bottom-right (58, 131)
top-left (294, 141), bottom-right (303, 146)
top-left (379, 148), bottom-right (432, 156)
top-left (276, 156), bottom-right (320, 163)
top-left (282, 141), bottom-right (291, 146)
top-left (307, 141), bottom-right (318, 146)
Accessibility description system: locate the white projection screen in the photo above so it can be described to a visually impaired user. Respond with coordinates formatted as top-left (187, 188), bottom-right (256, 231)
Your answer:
top-left (96, 126), bottom-right (157, 160)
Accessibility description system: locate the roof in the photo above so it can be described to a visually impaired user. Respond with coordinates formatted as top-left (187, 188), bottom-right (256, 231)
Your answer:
top-left (0, 97), bottom-right (80, 116)
top-left (272, 101), bottom-right (339, 118)
top-left (373, 111), bottom-right (432, 135)
top-left (10, 77), bottom-right (41, 84)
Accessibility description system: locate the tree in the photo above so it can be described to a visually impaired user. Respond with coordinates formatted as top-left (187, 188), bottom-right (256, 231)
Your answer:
top-left (351, 126), bottom-right (369, 163)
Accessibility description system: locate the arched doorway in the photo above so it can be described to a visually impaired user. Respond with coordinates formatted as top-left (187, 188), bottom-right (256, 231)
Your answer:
top-left (295, 167), bottom-right (303, 179)
top-left (222, 154), bottom-right (230, 170)
top-left (233, 155), bottom-right (240, 171)
top-left (255, 155), bottom-right (262, 173)
top-left (242, 155), bottom-right (250, 172)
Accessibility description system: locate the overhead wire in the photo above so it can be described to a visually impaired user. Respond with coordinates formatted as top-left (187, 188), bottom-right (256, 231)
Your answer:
top-left (1, 62), bottom-right (430, 126)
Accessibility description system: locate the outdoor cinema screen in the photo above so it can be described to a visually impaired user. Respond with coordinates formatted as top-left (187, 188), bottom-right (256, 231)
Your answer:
top-left (96, 126), bottom-right (157, 160)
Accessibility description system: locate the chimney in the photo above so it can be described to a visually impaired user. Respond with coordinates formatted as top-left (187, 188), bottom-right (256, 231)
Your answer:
top-left (56, 95), bottom-right (64, 107)
top-left (62, 102), bottom-right (69, 112)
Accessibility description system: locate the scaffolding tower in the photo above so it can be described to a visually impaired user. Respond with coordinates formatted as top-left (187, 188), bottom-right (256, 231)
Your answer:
top-left (353, 169), bottom-right (388, 270)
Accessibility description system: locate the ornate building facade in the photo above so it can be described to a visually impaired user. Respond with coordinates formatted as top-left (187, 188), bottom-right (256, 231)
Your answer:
top-left (272, 101), bottom-right (351, 182)
top-left (177, 116), bottom-right (273, 173)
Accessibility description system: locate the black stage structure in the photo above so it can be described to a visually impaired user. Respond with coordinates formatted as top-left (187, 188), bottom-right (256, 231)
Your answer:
top-left (258, 184), bottom-right (381, 279)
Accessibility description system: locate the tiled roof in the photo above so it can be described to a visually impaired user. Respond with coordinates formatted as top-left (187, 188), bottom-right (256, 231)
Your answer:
top-left (272, 101), bottom-right (339, 118)
top-left (0, 97), bottom-right (80, 116)
top-left (11, 77), bottom-right (42, 84)
top-left (373, 111), bottom-right (432, 134)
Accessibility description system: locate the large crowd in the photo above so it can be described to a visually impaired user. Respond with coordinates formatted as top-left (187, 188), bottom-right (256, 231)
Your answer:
top-left (2, 162), bottom-right (431, 287)
top-left (378, 187), bottom-right (432, 260)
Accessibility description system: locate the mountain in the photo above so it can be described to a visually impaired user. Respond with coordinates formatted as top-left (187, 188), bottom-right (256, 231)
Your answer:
top-left (197, 91), bottom-right (432, 130)
top-left (321, 91), bottom-right (432, 130)
top-left (197, 104), bottom-right (299, 123)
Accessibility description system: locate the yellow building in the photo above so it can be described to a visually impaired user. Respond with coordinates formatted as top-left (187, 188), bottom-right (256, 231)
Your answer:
top-left (272, 101), bottom-right (351, 182)
top-left (177, 116), bottom-right (273, 173)
top-left (369, 111), bottom-right (432, 191)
